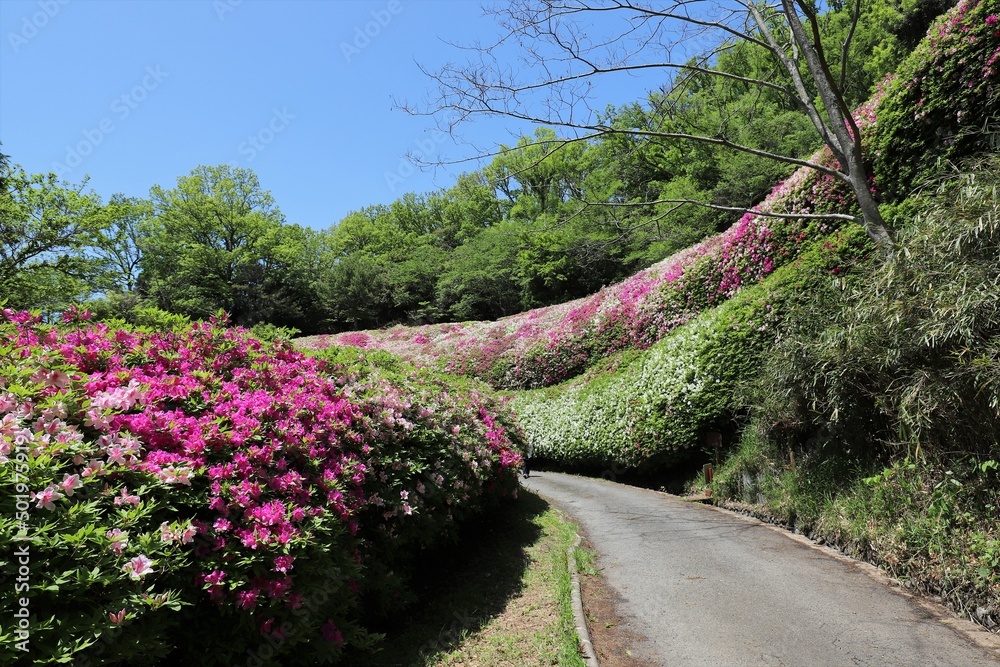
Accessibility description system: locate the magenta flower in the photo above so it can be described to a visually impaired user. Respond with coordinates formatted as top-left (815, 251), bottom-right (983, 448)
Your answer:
top-left (273, 555), bottom-right (294, 573)
top-left (321, 619), bottom-right (344, 647)
top-left (236, 589), bottom-right (259, 610)
top-left (203, 569), bottom-right (227, 586)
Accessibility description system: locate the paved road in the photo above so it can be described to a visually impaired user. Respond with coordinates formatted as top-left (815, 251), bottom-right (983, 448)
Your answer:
top-left (523, 472), bottom-right (1000, 667)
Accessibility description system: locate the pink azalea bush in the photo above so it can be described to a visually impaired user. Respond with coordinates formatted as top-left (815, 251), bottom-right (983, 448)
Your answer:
top-left (871, 0), bottom-right (999, 199)
top-left (0, 310), bottom-right (521, 665)
top-left (513, 227), bottom-right (871, 471)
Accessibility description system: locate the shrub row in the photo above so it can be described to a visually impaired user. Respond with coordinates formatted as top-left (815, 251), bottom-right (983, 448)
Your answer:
top-left (512, 227), bottom-right (871, 471)
top-left (871, 0), bottom-right (1000, 201)
top-left (0, 312), bottom-right (522, 666)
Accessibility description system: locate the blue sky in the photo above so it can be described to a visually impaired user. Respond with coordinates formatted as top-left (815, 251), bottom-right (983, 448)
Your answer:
top-left (1, 0), bottom-right (666, 230)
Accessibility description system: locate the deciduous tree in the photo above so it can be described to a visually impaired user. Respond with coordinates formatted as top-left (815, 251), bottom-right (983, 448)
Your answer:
top-left (418, 0), bottom-right (897, 245)
top-left (89, 194), bottom-right (152, 293)
top-left (0, 161), bottom-right (103, 311)
top-left (142, 164), bottom-right (293, 325)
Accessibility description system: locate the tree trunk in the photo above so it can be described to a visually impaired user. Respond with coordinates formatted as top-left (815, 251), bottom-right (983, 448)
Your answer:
top-left (781, 0), bottom-right (893, 247)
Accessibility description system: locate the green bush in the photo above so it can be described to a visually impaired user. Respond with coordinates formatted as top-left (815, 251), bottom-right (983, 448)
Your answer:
top-left (0, 314), bottom-right (522, 666)
top-left (871, 0), bottom-right (999, 200)
top-left (820, 458), bottom-right (1000, 614)
top-left (513, 226), bottom-right (871, 471)
top-left (747, 155), bottom-right (1000, 461)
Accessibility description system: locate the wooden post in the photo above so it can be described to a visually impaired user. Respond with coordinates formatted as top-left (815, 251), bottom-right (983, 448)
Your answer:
top-left (706, 431), bottom-right (722, 466)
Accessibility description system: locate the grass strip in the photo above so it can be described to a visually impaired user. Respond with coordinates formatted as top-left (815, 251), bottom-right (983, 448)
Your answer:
top-left (354, 490), bottom-right (588, 666)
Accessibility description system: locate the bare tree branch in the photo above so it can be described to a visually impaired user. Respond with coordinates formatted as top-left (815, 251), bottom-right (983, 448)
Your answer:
top-left (591, 198), bottom-right (859, 222)
top-left (840, 0), bottom-right (861, 93)
top-left (407, 0), bottom-right (893, 246)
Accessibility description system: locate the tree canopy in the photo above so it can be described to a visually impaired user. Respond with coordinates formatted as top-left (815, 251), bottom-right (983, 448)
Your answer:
top-left (413, 0), bottom-right (956, 246)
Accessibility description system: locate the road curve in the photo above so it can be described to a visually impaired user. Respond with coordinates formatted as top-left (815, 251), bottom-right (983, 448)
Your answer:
top-left (523, 471), bottom-right (1000, 667)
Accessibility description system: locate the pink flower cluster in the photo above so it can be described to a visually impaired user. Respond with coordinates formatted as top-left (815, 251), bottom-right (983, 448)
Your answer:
top-left (1, 311), bottom-right (523, 660)
top-left (911, 0), bottom-right (999, 106)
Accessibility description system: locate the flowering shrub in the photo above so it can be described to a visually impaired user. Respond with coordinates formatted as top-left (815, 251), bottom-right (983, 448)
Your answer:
top-left (512, 228), bottom-right (871, 470)
top-left (872, 0), bottom-right (999, 200)
top-left (0, 312), bottom-right (521, 665)
top-left (301, 119), bottom-right (873, 392)
top-left (292, 3), bottom-right (995, 483)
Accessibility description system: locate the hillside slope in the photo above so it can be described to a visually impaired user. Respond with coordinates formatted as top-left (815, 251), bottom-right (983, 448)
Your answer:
top-left (301, 0), bottom-right (996, 391)
top-left (296, 0), bottom-right (1000, 632)
top-left (513, 228), bottom-right (867, 471)
top-left (299, 114), bottom-right (876, 391)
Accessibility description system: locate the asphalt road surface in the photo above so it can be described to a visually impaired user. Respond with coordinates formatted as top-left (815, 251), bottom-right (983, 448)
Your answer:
top-left (523, 471), bottom-right (1000, 667)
